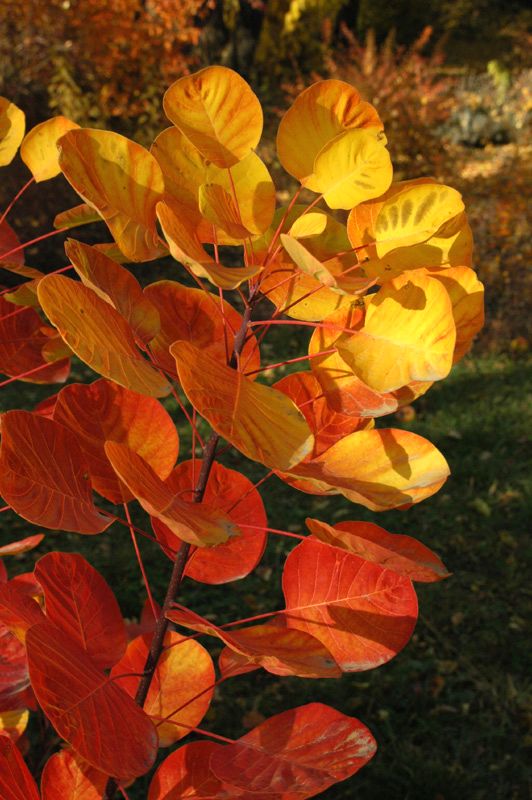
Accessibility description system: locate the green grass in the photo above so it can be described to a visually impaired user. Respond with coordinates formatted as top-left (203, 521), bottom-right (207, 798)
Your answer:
top-left (1, 351), bottom-right (531, 798)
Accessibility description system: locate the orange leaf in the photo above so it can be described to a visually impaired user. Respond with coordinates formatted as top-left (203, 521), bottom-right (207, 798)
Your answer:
top-left (164, 66), bottom-right (263, 168)
top-left (277, 79), bottom-right (382, 183)
top-left (156, 198), bottom-right (260, 290)
top-left (111, 631), bottom-right (215, 747)
top-left (58, 128), bottom-right (164, 261)
top-left (35, 552), bottom-right (127, 669)
top-left (0, 534), bottom-right (44, 556)
top-left (65, 239), bottom-right (161, 344)
top-left (425, 266), bottom-right (484, 363)
top-left (53, 378), bottom-right (178, 503)
top-left (21, 116), bottom-right (80, 181)
top-left (104, 442), bottom-right (239, 547)
top-left (54, 202), bottom-right (102, 230)
top-left (37, 275), bottom-right (170, 397)
top-left (210, 702), bottom-right (376, 794)
top-left (144, 280), bottom-right (260, 378)
top-left (26, 621), bottom-right (158, 778)
top-left (0, 411), bottom-right (111, 534)
top-left (153, 460), bottom-right (267, 584)
top-left (306, 518), bottom-right (450, 582)
top-left (0, 734), bottom-right (39, 800)
top-left (171, 341), bottom-right (314, 471)
top-left (283, 539), bottom-right (418, 671)
top-left (41, 750), bottom-right (107, 800)
top-left (167, 607), bottom-right (340, 680)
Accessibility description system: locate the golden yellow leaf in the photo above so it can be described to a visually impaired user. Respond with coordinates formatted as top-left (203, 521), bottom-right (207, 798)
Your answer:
top-left (171, 341), bottom-right (314, 471)
top-left (309, 129), bottom-right (392, 210)
top-left (277, 79), bottom-right (382, 183)
top-left (0, 97), bottom-right (25, 166)
top-left (21, 116), bottom-right (80, 182)
top-left (163, 66), bottom-right (263, 168)
top-left (58, 129), bottom-right (164, 261)
top-left (292, 428), bottom-right (450, 511)
top-left (337, 271), bottom-right (456, 392)
top-left (425, 266), bottom-right (484, 363)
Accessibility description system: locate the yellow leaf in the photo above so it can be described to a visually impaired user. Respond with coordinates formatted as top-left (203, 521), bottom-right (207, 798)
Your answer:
top-left (374, 182), bottom-right (464, 258)
top-left (199, 183), bottom-right (250, 240)
top-left (309, 128), bottom-right (393, 210)
top-left (156, 198), bottom-right (260, 290)
top-left (171, 341), bottom-right (314, 471)
top-left (0, 97), bottom-right (25, 166)
top-left (37, 275), bottom-right (170, 397)
top-left (337, 272), bottom-right (456, 392)
top-left (292, 428), bottom-right (450, 511)
top-left (0, 709), bottom-right (29, 741)
top-left (425, 266), bottom-right (484, 363)
top-left (21, 116), bottom-right (80, 181)
top-left (280, 234), bottom-right (338, 287)
top-left (58, 129), bottom-right (164, 261)
top-left (277, 79), bottom-right (382, 183)
top-left (163, 66), bottom-right (263, 168)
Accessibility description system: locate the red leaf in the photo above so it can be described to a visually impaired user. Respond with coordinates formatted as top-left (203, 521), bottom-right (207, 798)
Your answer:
top-left (0, 295), bottom-right (70, 385)
top-left (148, 741), bottom-right (228, 800)
top-left (35, 552), bottom-right (127, 669)
top-left (54, 379), bottom-right (179, 503)
top-left (282, 539), bottom-right (418, 672)
top-left (210, 702), bottom-right (376, 796)
top-left (0, 733), bottom-right (40, 800)
top-left (0, 582), bottom-right (45, 641)
top-left (153, 460), bottom-right (267, 584)
top-left (0, 625), bottom-right (29, 707)
top-left (26, 621), bottom-right (158, 778)
top-left (41, 749), bottom-right (107, 799)
top-left (0, 220), bottom-right (25, 266)
top-left (0, 411), bottom-right (111, 534)
top-left (306, 518), bottom-right (450, 582)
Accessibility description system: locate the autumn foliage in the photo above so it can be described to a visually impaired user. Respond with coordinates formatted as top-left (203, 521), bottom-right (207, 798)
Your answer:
top-left (0, 66), bottom-right (484, 797)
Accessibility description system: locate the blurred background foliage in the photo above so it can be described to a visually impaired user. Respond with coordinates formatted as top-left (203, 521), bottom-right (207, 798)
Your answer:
top-left (0, 2), bottom-right (530, 798)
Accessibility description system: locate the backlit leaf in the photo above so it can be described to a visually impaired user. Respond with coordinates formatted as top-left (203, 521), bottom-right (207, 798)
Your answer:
top-left (54, 202), bottom-right (102, 230)
top-left (65, 239), bottom-right (161, 344)
top-left (280, 234), bottom-right (337, 287)
top-left (54, 379), bottom-right (179, 503)
top-left (35, 552), bottom-right (127, 668)
top-left (308, 304), bottom-right (398, 417)
top-left (336, 272), bottom-right (456, 392)
top-left (0, 410), bottom-right (111, 534)
top-left (41, 750), bottom-right (107, 800)
top-left (157, 198), bottom-right (260, 289)
top-left (151, 126), bottom-right (207, 225)
top-left (154, 460), bottom-right (267, 584)
top-left (111, 631), bottom-right (215, 747)
top-left (26, 621), bottom-right (158, 778)
top-left (148, 741), bottom-right (229, 800)
top-left (210, 702), bottom-right (377, 794)
top-left (0, 98), bottom-right (25, 166)
top-left (283, 539), bottom-right (418, 671)
top-left (171, 341), bottom-right (314, 471)
top-left (0, 733), bottom-right (39, 800)
top-left (425, 266), bottom-right (484, 362)
top-left (0, 624), bottom-right (29, 706)
top-left (164, 66), bottom-right (262, 168)
top-left (373, 183), bottom-right (465, 258)
top-left (0, 582), bottom-right (45, 642)
top-left (144, 281), bottom-right (260, 377)
top-left (21, 116), bottom-right (80, 181)
top-left (0, 534), bottom-right (44, 556)
top-left (0, 220), bottom-right (25, 266)
top-left (58, 128), bottom-right (164, 261)
top-left (37, 275), bottom-right (170, 397)
top-left (167, 606), bottom-right (340, 680)
top-left (310, 128), bottom-right (392, 210)
top-left (277, 79), bottom-right (382, 183)
top-left (306, 518), bottom-right (450, 582)
top-left (0, 709), bottom-right (29, 742)
top-left (292, 427), bottom-right (450, 511)
top-left (105, 442), bottom-right (238, 547)
top-left (0, 295), bottom-right (70, 385)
